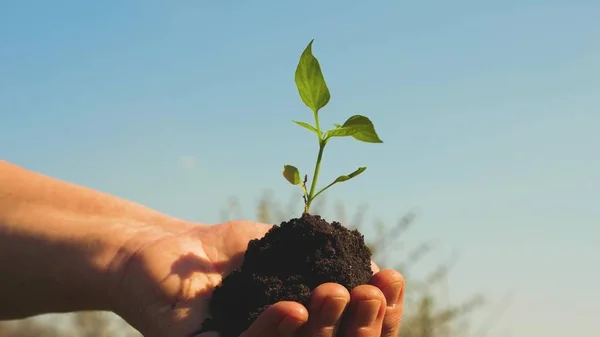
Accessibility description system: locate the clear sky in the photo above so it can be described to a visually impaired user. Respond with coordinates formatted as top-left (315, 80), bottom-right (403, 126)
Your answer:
top-left (1, 1), bottom-right (598, 336)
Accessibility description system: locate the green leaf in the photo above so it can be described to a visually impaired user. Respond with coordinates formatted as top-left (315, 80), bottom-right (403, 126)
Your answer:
top-left (282, 165), bottom-right (301, 185)
top-left (333, 166), bottom-right (367, 183)
top-left (293, 120), bottom-right (318, 134)
top-left (333, 123), bottom-right (342, 128)
top-left (295, 39), bottom-right (330, 113)
top-left (324, 115), bottom-right (383, 143)
top-left (325, 126), bottom-right (359, 138)
top-left (312, 166), bottom-right (367, 200)
top-left (342, 115), bottom-right (383, 143)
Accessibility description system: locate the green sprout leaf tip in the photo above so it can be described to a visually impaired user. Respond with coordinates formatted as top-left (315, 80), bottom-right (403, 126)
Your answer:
top-left (295, 40), bottom-right (330, 114)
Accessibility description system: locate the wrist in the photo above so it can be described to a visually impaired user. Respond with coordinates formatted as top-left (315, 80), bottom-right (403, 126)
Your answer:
top-left (104, 218), bottom-right (192, 313)
top-left (89, 220), bottom-right (154, 312)
top-left (110, 220), bottom-right (204, 330)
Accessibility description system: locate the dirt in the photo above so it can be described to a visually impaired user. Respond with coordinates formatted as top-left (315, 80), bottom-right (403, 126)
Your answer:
top-left (200, 213), bottom-right (373, 337)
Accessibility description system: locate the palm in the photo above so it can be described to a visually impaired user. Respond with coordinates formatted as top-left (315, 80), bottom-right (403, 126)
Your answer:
top-left (117, 220), bottom-right (273, 337)
top-left (118, 220), bottom-right (404, 337)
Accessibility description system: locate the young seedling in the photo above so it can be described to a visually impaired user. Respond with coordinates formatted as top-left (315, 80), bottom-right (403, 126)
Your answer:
top-left (283, 39), bottom-right (383, 214)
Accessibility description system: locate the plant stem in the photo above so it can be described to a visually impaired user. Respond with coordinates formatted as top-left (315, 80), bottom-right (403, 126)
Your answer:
top-left (314, 110), bottom-right (322, 138)
top-left (306, 141), bottom-right (325, 212)
top-left (305, 110), bottom-right (325, 213)
top-left (311, 180), bottom-right (335, 201)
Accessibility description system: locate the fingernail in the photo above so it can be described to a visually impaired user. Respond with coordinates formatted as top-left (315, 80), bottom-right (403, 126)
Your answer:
top-left (278, 316), bottom-right (304, 336)
top-left (320, 296), bottom-right (349, 325)
top-left (355, 300), bottom-right (382, 326)
top-left (382, 281), bottom-right (404, 308)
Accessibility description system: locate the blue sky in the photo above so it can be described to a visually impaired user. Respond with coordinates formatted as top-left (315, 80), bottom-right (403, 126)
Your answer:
top-left (1, 1), bottom-right (599, 336)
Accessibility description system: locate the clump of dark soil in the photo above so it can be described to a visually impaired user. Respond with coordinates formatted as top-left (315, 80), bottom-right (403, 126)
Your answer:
top-left (200, 213), bottom-right (373, 337)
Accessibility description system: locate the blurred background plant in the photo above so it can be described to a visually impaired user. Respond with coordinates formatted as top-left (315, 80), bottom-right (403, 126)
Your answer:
top-left (0, 191), bottom-right (491, 337)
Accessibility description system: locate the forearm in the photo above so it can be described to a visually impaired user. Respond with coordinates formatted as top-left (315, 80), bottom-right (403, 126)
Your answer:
top-left (0, 161), bottom-right (177, 319)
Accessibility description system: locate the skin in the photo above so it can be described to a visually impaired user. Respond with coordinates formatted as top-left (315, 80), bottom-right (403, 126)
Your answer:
top-left (0, 160), bottom-right (404, 337)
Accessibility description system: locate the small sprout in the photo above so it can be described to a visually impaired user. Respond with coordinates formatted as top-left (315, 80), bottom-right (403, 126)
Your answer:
top-left (282, 39), bottom-right (383, 214)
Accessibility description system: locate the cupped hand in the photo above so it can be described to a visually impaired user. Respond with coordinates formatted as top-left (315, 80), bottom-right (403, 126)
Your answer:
top-left (114, 220), bottom-right (404, 337)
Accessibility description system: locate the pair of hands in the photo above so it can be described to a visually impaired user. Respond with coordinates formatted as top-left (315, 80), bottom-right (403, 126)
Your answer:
top-left (114, 220), bottom-right (405, 337)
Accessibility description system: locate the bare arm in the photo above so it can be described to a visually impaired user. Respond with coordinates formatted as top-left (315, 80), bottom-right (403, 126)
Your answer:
top-left (0, 161), bottom-right (179, 319)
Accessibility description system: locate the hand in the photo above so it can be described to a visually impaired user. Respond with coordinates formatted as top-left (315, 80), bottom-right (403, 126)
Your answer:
top-left (114, 220), bottom-right (404, 337)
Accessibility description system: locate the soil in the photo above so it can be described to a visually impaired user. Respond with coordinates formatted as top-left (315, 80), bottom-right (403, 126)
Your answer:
top-left (200, 213), bottom-right (373, 337)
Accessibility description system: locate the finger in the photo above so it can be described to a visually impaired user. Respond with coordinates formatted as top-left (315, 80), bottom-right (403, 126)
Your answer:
top-left (240, 301), bottom-right (309, 337)
top-left (339, 285), bottom-right (386, 337)
top-left (299, 283), bottom-right (350, 337)
top-left (371, 260), bottom-right (380, 274)
top-left (369, 269), bottom-right (405, 337)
